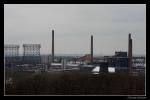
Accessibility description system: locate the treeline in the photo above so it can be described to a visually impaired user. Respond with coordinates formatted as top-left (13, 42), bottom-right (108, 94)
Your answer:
top-left (5, 72), bottom-right (145, 95)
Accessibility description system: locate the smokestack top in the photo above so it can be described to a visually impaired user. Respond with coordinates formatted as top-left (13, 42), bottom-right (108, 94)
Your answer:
top-left (129, 33), bottom-right (131, 39)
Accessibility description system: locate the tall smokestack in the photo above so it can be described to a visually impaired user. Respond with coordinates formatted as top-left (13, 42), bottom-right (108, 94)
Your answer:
top-left (52, 29), bottom-right (54, 63)
top-left (128, 33), bottom-right (132, 72)
top-left (91, 35), bottom-right (93, 64)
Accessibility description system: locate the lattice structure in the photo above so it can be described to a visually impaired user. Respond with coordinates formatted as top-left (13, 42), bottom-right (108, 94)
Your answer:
top-left (4, 44), bottom-right (20, 68)
top-left (4, 44), bottom-right (19, 57)
top-left (23, 44), bottom-right (41, 64)
top-left (23, 44), bottom-right (41, 56)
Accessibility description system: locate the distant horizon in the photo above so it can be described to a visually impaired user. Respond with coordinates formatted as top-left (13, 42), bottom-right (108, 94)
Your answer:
top-left (5, 53), bottom-right (146, 57)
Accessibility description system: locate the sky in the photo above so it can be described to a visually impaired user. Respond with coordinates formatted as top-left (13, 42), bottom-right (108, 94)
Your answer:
top-left (4, 4), bottom-right (146, 56)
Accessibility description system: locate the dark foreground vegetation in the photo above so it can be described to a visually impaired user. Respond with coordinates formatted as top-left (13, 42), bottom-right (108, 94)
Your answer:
top-left (5, 70), bottom-right (145, 95)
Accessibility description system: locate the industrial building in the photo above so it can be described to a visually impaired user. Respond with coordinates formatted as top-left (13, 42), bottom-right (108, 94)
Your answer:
top-left (23, 44), bottom-right (41, 64)
top-left (40, 55), bottom-right (51, 65)
top-left (105, 51), bottom-right (128, 68)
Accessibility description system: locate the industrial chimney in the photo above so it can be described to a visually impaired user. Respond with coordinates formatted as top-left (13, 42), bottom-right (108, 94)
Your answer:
top-left (91, 35), bottom-right (93, 64)
top-left (52, 29), bottom-right (54, 63)
top-left (128, 33), bottom-right (132, 72)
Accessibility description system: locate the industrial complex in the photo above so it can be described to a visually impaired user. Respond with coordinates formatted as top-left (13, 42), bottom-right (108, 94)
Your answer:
top-left (4, 30), bottom-right (146, 74)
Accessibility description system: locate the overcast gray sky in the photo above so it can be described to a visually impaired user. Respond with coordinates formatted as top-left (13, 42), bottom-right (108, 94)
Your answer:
top-left (4, 4), bottom-right (146, 55)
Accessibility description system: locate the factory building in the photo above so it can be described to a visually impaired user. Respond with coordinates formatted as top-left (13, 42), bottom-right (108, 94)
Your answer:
top-left (41, 55), bottom-right (51, 65)
top-left (106, 51), bottom-right (128, 67)
top-left (114, 51), bottom-right (128, 67)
